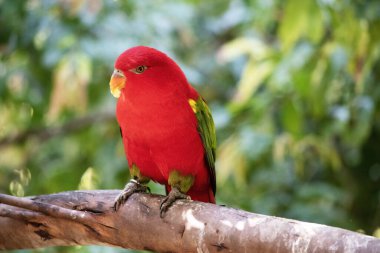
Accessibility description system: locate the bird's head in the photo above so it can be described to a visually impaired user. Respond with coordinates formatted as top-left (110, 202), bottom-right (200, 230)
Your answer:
top-left (109, 46), bottom-right (186, 98)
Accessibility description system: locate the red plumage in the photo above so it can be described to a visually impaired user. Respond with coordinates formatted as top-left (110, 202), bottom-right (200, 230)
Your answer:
top-left (114, 46), bottom-right (215, 203)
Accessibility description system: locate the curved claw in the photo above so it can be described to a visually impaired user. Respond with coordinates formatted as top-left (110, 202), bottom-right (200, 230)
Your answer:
top-left (160, 187), bottom-right (190, 218)
top-left (113, 179), bottom-right (149, 211)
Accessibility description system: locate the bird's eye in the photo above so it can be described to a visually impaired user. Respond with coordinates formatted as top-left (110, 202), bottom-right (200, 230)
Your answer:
top-left (131, 65), bottom-right (147, 74)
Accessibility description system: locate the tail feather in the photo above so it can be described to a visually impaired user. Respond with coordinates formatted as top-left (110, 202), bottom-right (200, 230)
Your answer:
top-left (165, 185), bottom-right (215, 204)
top-left (187, 186), bottom-right (215, 204)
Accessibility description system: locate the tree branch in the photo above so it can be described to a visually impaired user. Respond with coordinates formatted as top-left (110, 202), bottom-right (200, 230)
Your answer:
top-left (0, 191), bottom-right (379, 252)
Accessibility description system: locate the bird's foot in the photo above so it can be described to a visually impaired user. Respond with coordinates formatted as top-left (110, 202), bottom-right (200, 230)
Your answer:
top-left (114, 179), bottom-right (149, 211)
top-left (160, 187), bottom-right (191, 218)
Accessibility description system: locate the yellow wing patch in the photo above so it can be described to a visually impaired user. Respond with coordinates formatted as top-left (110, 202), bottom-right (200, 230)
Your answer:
top-left (188, 99), bottom-right (197, 113)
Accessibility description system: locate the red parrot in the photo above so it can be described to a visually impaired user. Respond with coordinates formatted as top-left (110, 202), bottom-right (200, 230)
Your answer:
top-left (109, 46), bottom-right (216, 216)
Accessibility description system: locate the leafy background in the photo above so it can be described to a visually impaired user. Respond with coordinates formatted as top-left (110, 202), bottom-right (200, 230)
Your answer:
top-left (1, 0), bottom-right (380, 252)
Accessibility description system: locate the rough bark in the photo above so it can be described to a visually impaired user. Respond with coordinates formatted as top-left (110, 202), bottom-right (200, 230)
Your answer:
top-left (0, 190), bottom-right (379, 252)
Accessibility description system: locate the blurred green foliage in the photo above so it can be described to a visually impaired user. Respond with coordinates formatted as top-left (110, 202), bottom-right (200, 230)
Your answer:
top-left (1, 0), bottom-right (380, 252)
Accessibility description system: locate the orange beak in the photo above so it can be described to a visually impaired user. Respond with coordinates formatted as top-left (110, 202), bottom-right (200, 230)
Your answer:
top-left (109, 70), bottom-right (126, 98)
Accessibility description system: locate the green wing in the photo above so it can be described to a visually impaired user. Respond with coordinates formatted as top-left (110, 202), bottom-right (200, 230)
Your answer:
top-left (190, 97), bottom-right (216, 195)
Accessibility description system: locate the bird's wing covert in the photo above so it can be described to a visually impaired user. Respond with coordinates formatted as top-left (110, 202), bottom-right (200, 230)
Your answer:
top-left (190, 97), bottom-right (216, 195)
